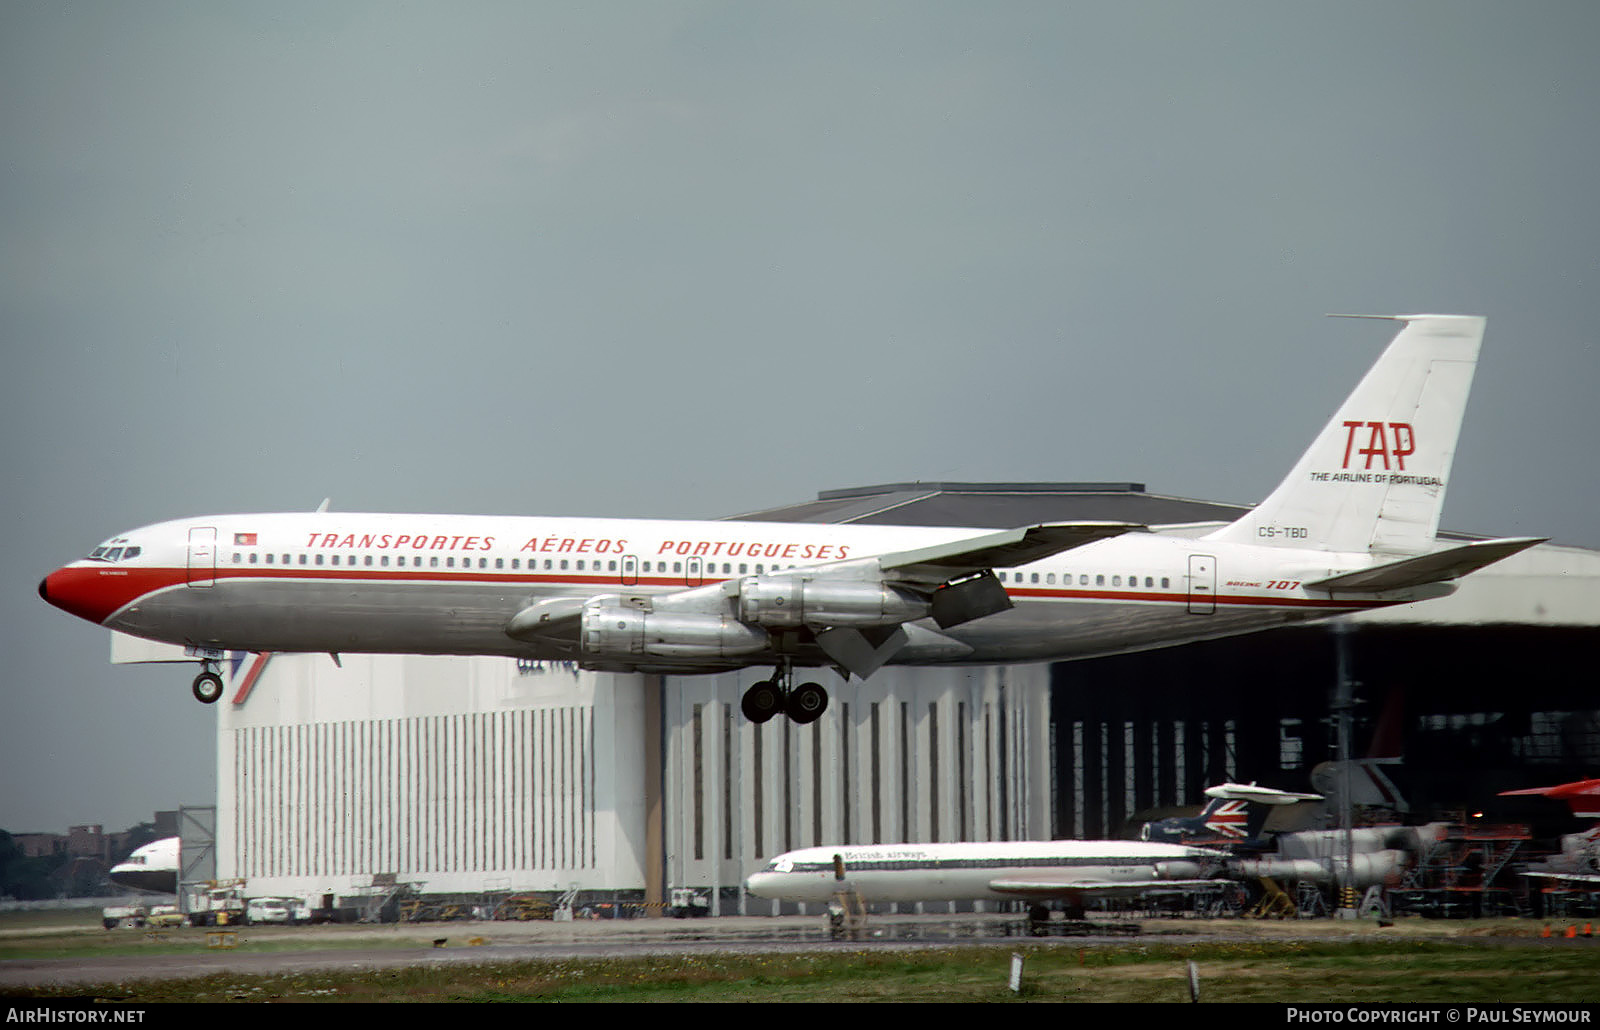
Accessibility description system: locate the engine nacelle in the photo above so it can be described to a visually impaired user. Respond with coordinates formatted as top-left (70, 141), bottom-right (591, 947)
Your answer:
top-left (1229, 850), bottom-right (1408, 888)
top-left (581, 604), bottom-right (769, 660)
top-left (737, 575), bottom-right (930, 629)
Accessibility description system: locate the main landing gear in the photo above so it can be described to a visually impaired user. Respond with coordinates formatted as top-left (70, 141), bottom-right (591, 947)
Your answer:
top-left (740, 659), bottom-right (828, 725)
top-left (191, 661), bottom-right (224, 705)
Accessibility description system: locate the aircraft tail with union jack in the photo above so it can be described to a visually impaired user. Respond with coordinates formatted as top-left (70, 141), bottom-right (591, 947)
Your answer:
top-left (1140, 782), bottom-right (1323, 849)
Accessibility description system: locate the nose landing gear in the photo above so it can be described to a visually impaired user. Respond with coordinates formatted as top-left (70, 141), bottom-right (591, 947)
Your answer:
top-left (191, 661), bottom-right (225, 704)
top-left (740, 659), bottom-right (829, 725)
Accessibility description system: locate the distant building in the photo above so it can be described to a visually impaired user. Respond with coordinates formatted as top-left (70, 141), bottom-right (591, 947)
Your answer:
top-left (66, 825), bottom-right (106, 862)
top-left (11, 833), bottom-right (65, 860)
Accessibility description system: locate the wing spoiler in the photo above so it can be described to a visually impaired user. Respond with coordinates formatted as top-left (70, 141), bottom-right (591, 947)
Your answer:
top-left (881, 521), bottom-right (1148, 581)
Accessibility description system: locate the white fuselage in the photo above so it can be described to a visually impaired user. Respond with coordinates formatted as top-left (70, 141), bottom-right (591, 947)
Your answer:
top-left (108, 837), bottom-right (179, 894)
top-left (744, 840), bottom-right (1217, 904)
top-left (41, 317), bottom-right (1504, 681)
top-left (42, 511), bottom-right (1406, 671)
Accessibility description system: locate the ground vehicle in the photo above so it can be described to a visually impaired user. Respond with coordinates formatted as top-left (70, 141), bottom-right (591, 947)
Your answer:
top-left (188, 884), bottom-right (246, 926)
top-left (668, 888), bottom-right (709, 918)
top-left (100, 905), bottom-right (146, 929)
top-left (245, 896), bottom-right (308, 924)
top-left (245, 897), bottom-right (291, 924)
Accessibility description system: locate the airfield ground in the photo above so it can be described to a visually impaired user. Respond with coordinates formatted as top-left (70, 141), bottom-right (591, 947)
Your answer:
top-left (3, 908), bottom-right (1598, 1003)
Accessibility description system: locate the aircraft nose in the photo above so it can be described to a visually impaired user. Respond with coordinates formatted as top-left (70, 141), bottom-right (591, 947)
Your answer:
top-left (744, 873), bottom-right (780, 898)
top-left (37, 565), bottom-right (142, 624)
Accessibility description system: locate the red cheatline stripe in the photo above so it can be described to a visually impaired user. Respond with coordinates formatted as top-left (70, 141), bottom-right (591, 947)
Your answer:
top-left (65, 565), bottom-right (1396, 620)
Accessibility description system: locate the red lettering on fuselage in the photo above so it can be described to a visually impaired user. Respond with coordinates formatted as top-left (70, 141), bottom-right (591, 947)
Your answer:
top-left (652, 539), bottom-right (850, 562)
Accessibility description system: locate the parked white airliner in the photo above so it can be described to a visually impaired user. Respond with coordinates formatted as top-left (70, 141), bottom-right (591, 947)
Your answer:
top-left (743, 840), bottom-right (1222, 909)
top-left (39, 315), bottom-right (1541, 723)
top-left (108, 837), bottom-right (179, 894)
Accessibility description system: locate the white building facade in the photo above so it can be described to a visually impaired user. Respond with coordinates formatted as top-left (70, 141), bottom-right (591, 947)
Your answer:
top-left (180, 647), bottom-right (1049, 909)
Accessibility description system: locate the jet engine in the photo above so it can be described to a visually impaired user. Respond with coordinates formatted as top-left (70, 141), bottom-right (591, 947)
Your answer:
top-left (1152, 860), bottom-right (1208, 880)
top-left (581, 604), bottom-right (769, 660)
top-left (1229, 850), bottom-right (1409, 888)
top-left (737, 575), bottom-right (930, 629)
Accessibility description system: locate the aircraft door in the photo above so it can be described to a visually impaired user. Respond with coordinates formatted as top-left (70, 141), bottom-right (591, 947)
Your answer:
top-left (686, 556), bottom-right (704, 587)
top-left (187, 527), bottom-right (217, 587)
top-left (1187, 554), bottom-right (1215, 615)
top-left (620, 554), bottom-right (639, 586)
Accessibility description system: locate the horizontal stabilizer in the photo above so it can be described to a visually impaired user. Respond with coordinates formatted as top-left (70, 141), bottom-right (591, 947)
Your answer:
top-left (1304, 537), bottom-right (1545, 593)
top-left (882, 521), bottom-right (1146, 580)
top-left (1203, 782), bottom-right (1324, 805)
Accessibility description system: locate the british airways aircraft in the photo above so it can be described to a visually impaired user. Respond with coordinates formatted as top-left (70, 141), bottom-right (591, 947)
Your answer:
top-left (39, 315), bottom-right (1541, 724)
top-left (744, 839), bottom-right (1223, 911)
top-left (1140, 783), bottom-right (1323, 849)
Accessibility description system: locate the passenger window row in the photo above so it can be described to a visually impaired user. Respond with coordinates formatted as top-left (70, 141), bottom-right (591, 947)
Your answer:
top-left (226, 552), bottom-right (782, 578)
top-left (223, 549), bottom-right (1182, 591)
top-left (996, 570), bottom-right (1172, 589)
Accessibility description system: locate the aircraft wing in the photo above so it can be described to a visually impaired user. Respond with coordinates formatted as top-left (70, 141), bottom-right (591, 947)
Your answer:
top-left (1305, 537), bottom-right (1545, 593)
top-left (1518, 870), bottom-right (1600, 885)
top-left (879, 522), bottom-right (1148, 582)
top-left (987, 877), bottom-right (1219, 899)
top-left (1498, 778), bottom-right (1600, 818)
top-left (504, 521), bottom-right (1149, 657)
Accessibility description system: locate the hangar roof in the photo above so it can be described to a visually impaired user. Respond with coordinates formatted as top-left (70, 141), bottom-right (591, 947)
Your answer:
top-left (726, 482), bottom-right (1250, 528)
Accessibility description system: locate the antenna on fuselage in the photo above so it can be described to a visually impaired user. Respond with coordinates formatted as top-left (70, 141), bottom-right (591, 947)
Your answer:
top-left (315, 497), bottom-right (331, 513)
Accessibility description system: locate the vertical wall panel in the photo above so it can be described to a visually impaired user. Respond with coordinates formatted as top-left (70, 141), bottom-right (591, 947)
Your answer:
top-left (229, 701), bottom-right (608, 889)
top-left (661, 666), bottom-right (1053, 914)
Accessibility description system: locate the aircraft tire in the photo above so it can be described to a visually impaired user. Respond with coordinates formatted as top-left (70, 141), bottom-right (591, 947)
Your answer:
top-left (192, 671), bottom-right (224, 705)
top-left (741, 681), bottom-right (782, 723)
top-left (786, 682), bottom-right (828, 724)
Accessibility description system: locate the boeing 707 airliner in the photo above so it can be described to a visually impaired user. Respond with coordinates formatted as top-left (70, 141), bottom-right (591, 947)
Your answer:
top-left (39, 315), bottom-right (1541, 723)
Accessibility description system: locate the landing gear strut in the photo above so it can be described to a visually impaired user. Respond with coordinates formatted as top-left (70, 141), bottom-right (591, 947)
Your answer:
top-left (191, 661), bottom-right (224, 705)
top-left (740, 659), bottom-right (829, 725)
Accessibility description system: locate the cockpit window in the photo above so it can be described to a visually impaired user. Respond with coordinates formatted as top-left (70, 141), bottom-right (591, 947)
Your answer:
top-left (86, 540), bottom-right (140, 563)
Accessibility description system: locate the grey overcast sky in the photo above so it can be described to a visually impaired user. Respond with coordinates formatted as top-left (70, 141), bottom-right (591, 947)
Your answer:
top-left (3, 2), bottom-right (1596, 833)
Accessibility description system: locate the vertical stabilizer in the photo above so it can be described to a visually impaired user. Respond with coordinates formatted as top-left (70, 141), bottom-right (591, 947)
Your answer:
top-left (1206, 315), bottom-right (1484, 555)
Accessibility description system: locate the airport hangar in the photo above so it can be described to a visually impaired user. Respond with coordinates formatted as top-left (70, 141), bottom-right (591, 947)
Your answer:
top-left (121, 483), bottom-right (1600, 915)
